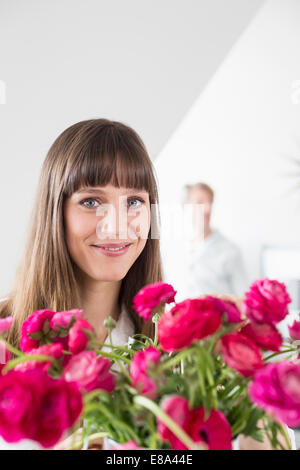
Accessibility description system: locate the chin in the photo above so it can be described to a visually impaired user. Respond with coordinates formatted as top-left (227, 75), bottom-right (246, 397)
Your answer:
top-left (93, 269), bottom-right (129, 282)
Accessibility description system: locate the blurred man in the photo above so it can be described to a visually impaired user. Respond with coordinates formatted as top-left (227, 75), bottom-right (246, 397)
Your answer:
top-left (182, 182), bottom-right (248, 298)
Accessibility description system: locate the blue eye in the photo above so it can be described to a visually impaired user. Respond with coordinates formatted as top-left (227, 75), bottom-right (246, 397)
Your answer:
top-left (128, 198), bottom-right (144, 208)
top-left (80, 198), bottom-right (100, 209)
top-left (80, 197), bottom-right (146, 209)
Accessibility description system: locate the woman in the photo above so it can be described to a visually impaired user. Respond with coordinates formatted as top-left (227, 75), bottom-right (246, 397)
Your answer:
top-left (0, 119), bottom-right (294, 450)
top-left (0, 118), bottom-right (163, 350)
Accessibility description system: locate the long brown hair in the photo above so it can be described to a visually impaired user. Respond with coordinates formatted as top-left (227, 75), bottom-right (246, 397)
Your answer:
top-left (0, 119), bottom-right (164, 347)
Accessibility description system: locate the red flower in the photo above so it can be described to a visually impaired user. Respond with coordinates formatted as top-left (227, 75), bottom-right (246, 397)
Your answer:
top-left (187, 408), bottom-right (232, 450)
top-left (157, 395), bottom-right (190, 450)
top-left (0, 369), bottom-right (83, 447)
top-left (205, 296), bottom-right (242, 323)
top-left (133, 282), bottom-right (177, 322)
top-left (130, 347), bottom-right (161, 399)
top-left (243, 278), bottom-right (291, 325)
top-left (20, 310), bottom-right (56, 352)
top-left (157, 395), bottom-right (232, 450)
top-left (220, 333), bottom-right (264, 377)
top-left (158, 298), bottom-right (221, 352)
top-left (68, 318), bottom-right (94, 354)
top-left (15, 343), bottom-right (63, 372)
top-left (240, 322), bottom-right (282, 352)
top-left (63, 351), bottom-right (115, 393)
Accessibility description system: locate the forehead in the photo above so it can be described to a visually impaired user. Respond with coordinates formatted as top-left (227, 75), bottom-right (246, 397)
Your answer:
top-left (187, 187), bottom-right (212, 200)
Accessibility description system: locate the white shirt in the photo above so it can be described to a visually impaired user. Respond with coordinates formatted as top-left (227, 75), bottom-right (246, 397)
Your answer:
top-left (182, 229), bottom-right (249, 299)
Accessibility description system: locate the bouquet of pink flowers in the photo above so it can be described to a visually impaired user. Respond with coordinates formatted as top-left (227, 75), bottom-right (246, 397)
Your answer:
top-left (0, 278), bottom-right (300, 450)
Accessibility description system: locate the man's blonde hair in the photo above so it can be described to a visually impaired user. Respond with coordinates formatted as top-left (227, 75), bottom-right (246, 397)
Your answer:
top-left (184, 182), bottom-right (214, 203)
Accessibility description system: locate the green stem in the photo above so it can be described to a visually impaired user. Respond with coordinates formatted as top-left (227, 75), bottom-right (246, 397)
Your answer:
top-left (90, 340), bottom-right (132, 354)
top-left (264, 348), bottom-right (297, 362)
top-left (2, 354), bottom-right (60, 373)
top-left (134, 395), bottom-right (206, 450)
top-left (94, 349), bottom-right (131, 382)
top-left (278, 424), bottom-right (292, 450)
top-left (154, 321), bottom-right (158, 347)
top-left (94, 349), bottom-right (131, 365)
top-left (159, 349), bottom-right (193, 371)
top-left (0, 338), bottom-right (24, 358)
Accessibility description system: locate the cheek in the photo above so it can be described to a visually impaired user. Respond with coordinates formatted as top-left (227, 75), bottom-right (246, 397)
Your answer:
top-left (64, 209), bottom-right (96, 249)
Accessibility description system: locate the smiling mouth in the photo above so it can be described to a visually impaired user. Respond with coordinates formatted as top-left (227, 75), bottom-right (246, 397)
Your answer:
top-left (91, 242), bottom-right (133, 253)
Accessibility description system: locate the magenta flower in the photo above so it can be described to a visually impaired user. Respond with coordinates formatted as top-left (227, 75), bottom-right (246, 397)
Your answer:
top-left (111, 440), bottom-right (141, 450)
top-left (243, 278), bottom-right (291, 325)
top-left (132, 282), bottom-right (177, 322)
top-left (288, 319), bottom-right (300, 341)
top-left (0, 316), bottom-right (13, 335)
top-left (205, 296), bottom-right (242, 323)
top-left (15, 343), bottom-right (63, 372)
top-left (187, 408), bottom-right (232, 450)
top-left (49, 309), bottom-right (83, 331)
top-left (240, 322), bottom-right (282, 352)
top-left (63, 351), bottom-right (115, 393)
top-left (249, 361), bottom-right (300, 428)
top-left (158, 298), bottom-right (221, 352)
top-left (68, 318), bottom-right (94, 354)
top-left (130, 346), bottom-right (161, 399)
top-left (157, 395), bottom-right (232, 450)
top-left (158, 395), bottom-right (190, 450)
top-left (20, 309), bottom-right (56, 352)
top-left (221, 333), bottom-right (264, 377)
top-left (0, 369), bottom-right (83, 447)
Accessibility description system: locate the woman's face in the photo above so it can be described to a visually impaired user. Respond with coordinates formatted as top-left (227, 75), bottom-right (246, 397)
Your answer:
top-left (64, 184), bottom-right (151, 282)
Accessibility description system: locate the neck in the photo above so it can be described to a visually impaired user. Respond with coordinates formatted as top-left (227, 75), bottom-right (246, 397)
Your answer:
top-left (76, 270), bottom-right (122, 336)
top-left (192, 226), bottom-right (212, 246)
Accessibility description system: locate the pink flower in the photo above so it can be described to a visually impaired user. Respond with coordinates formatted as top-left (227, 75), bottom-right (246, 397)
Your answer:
top-left (49, 309), bottom-right (83, 331)
top-left (249, 361), bottom-right (300, 428)
top-left (243, 278), bottom-right (291, 325)
top-left (0, 341), bottom-right (11, 374)
top-left (288, 319), bottom-right (300, 341)
top-left (111, 440), bottom-right (141, 450)
top-left (0, 369), bottom-right (83, 447)
top-left (158, 395), bottom-right (190, 450)
top-left (133, 282), bottom-right (177, 322)
top-left (63, 351), bottom-right (115, 393)
top-left (221, 333), bottom-right (264, 377)
top-left (158, 298), bottom-right (221, 352)
top-left (157, 395), bottom-right (232, 450)
top-left (130, 347), bottom-right (161, 399)
top-left (240, 322), bottom-right (282, 352)
top-left (187, 408), bottom-right (232, 450)
top-left (20, 309), bottom-right (56, 352)
top-left (205, 296), bottom-right (242, 323)
top-left (0, 316), bottom-right (13, 335)
top-left (15, 343), bottom-right (63, 372)
top-left (68, 318), bottom-right (94, 354)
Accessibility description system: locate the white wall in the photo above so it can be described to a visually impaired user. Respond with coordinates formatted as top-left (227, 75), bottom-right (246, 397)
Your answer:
top-left (155, 0), bottom-right (300, 297)
top-left (0, 0), bottom-right (262, 296)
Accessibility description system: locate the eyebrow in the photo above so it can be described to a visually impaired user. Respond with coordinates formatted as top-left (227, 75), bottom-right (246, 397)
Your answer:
top-left (76, 188), bottom-right (148, 195)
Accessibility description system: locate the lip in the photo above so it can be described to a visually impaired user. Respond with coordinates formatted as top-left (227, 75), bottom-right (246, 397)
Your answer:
top-left (91, 242), bottom-right (132, 257)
